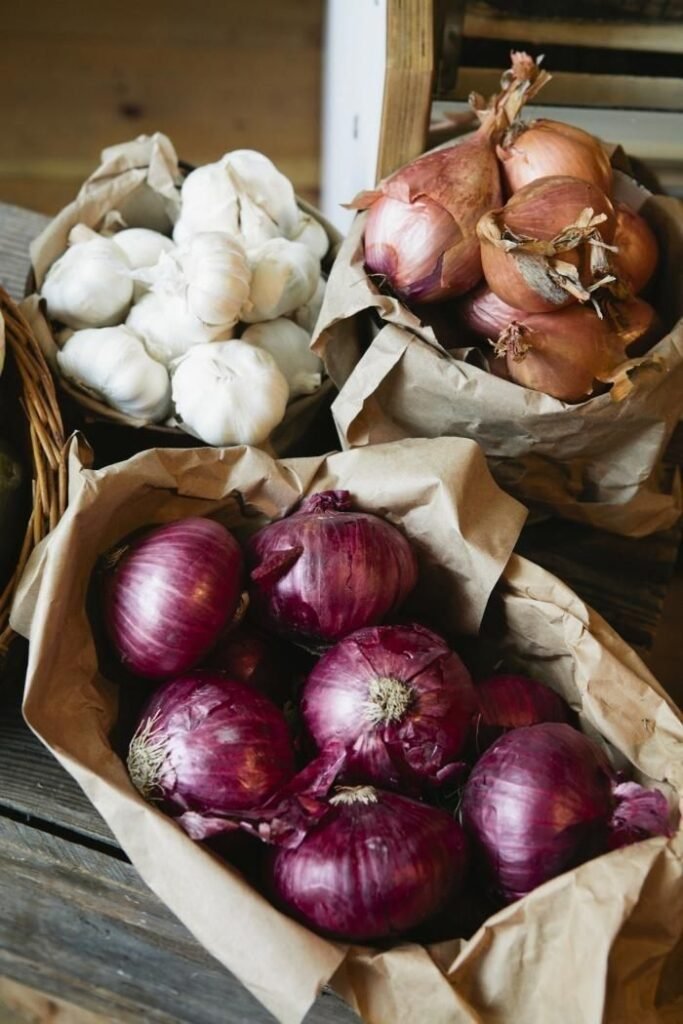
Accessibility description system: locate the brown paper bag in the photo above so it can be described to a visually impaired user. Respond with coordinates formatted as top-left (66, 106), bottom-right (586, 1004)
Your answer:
top-left (313, 167), bottom-right (683, 538)
top-left (13, 440), bottom-right (682, 1024)
top-left (26, 132), bottom-right (338, 457)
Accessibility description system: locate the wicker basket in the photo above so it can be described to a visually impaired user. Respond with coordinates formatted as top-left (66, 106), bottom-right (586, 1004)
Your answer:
top-left (0, 288), bottom-right (67, 657)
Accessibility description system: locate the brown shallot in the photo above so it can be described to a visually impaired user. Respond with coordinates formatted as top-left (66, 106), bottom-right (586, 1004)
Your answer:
top-left (612, 203), bottom-right (659, 295)
top-left (498, 119), bottom-right (613, 196)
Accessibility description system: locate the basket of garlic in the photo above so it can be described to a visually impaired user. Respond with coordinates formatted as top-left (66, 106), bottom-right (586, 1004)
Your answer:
top-left (312, 54), bottom-right (683, 538)
top-left (0, 288), bottom-right (66, 658)
top-left (25, 133), bottom-right (337, 458)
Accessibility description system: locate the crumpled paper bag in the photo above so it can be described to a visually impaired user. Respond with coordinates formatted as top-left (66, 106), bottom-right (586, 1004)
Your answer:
top-left (26, 132), bottom-right (337, 456)
top-left (313, 158), bottom-right (683, 537)
top-left (12, 438), bottom-right (682, 1024)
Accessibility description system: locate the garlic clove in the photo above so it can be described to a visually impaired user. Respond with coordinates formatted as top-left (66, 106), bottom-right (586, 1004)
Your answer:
top-left (111, 227), bottom-right (175, 270)
top-left (173, 160), bottom-right (240, 245)
top-left (57, 326), bottom-right (171, 421)
top-left (224, 149), bottom-right (300, 240)
top-left (126, 290), bottom-right (234, 367)
top-left (242, 238), bottom-right (320, 323)
top-left (178, 231), bottom-right (252, 327)
top-left (171, 339), bottom-right (289, 446)
top-left (241, 318), bottom-right (322, 399)
top-left (41, 237), bottom-right (134, 330)
top-left (289, 213), bottom-right (329, 261)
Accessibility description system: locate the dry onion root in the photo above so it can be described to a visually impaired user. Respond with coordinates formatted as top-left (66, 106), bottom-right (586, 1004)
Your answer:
top-left (477, 176), bottom-right (617, 313)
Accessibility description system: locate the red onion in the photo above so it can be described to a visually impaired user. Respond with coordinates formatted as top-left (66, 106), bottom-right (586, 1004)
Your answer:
top-left (301, 623), bottom-right (477, 790)
top-left (127, 673), bottom-right (296, 828)
top-left (103, 517), bottom-right (243, 679)
top-left (612, 203), bottom-right (659, 295)
top-left (456, 284), bottom-right (526, 340)
top-left (472, 672), bottom-right (573, 754)
top-left (349, 53), bottom-right (550, 303)
top-left (494, 305), bottom-right (627, 401)
top-left (478, 176), bottom-right (617, 313)
top-left (203, 621), bottom-right (292, 704)
top-left (497, 119), bottom-right (613, 196)
top-left (267, 784), bottom-right (469, 941)
top-left (461, 722), bottom-right (672, 903)
top-left (247, 491), bottom-right (418, 649)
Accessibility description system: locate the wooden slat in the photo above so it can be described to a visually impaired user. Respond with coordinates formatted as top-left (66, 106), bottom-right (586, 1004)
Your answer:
top-left (0, 817), bottom-right (358, 1024)
top-left (454, 67), bottom-right (683, 111)
top-left (464, 2), bottom-right (683, 53)
top-left (0, 976), bottom-right (114, 1024)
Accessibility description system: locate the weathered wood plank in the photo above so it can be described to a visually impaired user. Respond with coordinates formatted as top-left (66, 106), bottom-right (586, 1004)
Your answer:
top-left (0, 975), bottom-right (116, 1024)
top-left (0, 816), bottom-right (358, 1024)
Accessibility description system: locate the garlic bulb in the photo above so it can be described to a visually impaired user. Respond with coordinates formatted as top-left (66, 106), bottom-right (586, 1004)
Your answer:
top-left (171, 340), bottom-right (289, 446)
top-left (177, 232), bottom-right (251, 326)
top-left (173, 150), bottom-right (300, 248)
top-left (242, 239), bottom-right (319, 323)
top-left (242, 319), bottom-right (322, 399)
top-left (111, 228), bottom-right (174, 269)
top-left (289, 213), bottom-right (329, 261)
top-left (126, 291), bottom-right (234, 367)
top-left (41, 237), bottom-right (133, 329)
top-left (57, 326), bottom-right (171, 421)
top-left (293, 276), bottom-right (326, 334)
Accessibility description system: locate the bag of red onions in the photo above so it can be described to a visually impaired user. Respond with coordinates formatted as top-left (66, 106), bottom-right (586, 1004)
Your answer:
top-left (13, 438), bottom-right (682, 1024)
top-left (314, 152), bottom-right (683, 538)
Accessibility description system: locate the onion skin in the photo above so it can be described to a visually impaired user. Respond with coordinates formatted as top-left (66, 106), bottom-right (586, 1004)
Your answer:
top-left (127, 673), bottom-right (296, 818)
top-left (478, 176), bottom-right (616, 313)
top-left (456, 284), bottom-right (526, 340)
top-left (203, 621), bottom-right (292, 704)
top-left (495, 305), bottom-right (626, 402)
top-left (301, 623), bottom-right (477, 791)
top-left (609, 296), bottom-right (662, 358)
top-left (268, 785), bottom-right (469, 941)
top-left (103, 517), bottom-right (244, 680)
top-left (472, 673), bottom-right (573, 755)
top-left (462, 723), bottom-right (614, 902)
top-left (612, 203), bottom-right (659, 295)
top-left (247, 491), bottom-right (418, 649)
top-left (498, 119), bottom-right (613, 196)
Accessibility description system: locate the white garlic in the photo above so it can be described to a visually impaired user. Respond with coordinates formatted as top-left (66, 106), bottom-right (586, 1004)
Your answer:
top-left (177, 232), bottom-right (251, 326)
top-left (126, 290), bottom-right (234, 367)
top-left (41, 237), bottom-right (133, 330)
top-left (173, 150), bottom-right (300, 248)
top-left (111, 228), bottom-right (174, 269)
top-left (171, 340), bottom-right (289, 446)
top-left (242, 238), bottom-right (319, 323)
top-left (293, 276), bottom-right (326, 335)
top-left (57, 326), bottom-right (171, 421)
top-left (289, 212), bottom-right (329, 261)
top-left (242, 319), bottom-right (322, 399)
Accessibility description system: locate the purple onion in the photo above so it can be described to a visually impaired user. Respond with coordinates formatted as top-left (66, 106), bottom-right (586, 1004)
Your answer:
top-left (247, 490), bottom-right (418, 649)
top-left (127, 673), bottom-right (296, 828)
top-left (301, 623), bottom-right (477, 790)
top-left (472, 672), bottom-right (573, 754)
top-left (462, 722), bottom-right (673, 903)
top-left (267, 784), bottom-right (469, 941)
top-left (202, 621), bottom-right (292, 704)
top-left (104, 517), bottom-right (244, 680)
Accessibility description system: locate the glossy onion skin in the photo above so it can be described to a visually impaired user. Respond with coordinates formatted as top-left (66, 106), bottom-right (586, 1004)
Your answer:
top-left (498, 119), bottom-right (613, 196)
top-left (472, 673), bottom-right (573, 754)
top-left (268, 788), bottom-right (469, 941)
top-left (247, 491), bottom-right (418, 648)
top-left (301, 623), bottom-right (477, 790)
top-left (456, 284), bottom-right (526, 340)
top-left (128, 673), bottom-right (296, 815)
top-left (203, 621), bottom-right (291, 704)
top-left (461, 722), bottom-right (614, 902)
top-left (103, 517), bottom-right (243, 679)
top-left (612, 203), bottom-right (659, 295)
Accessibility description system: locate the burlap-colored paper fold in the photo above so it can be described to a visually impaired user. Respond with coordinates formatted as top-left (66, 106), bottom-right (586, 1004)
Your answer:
top-left (12, 440), bottom-right (682, 1024)
top-left (313, 166), bottom-right (683, 538)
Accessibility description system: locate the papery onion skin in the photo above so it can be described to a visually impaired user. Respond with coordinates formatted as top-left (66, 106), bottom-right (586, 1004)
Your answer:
top-left (127, 673), bottom-right (296, 818)
top-left (247, 490), bottom-right (418, 649)
top-left (495, 305), bottom-right (626, 402)
top-left (498, 119), bottom-right (613, 196)
top-left (609, 296), bottom-right (662, 358)
top-left (479, 176), bottom-right (616, 313)
top-left (268, 785), bottom-right (469, 941)
top-left (103, 517), bottom-right (244, 679)
top-left (612, 203), bottom-right (659, 295)
top-left (456, 284), bottom-right (526, 340)
top-left (462, 723), bottom-right (615, 902)
top-left (301, 623), bottom-right (477, 790)
top-left (472, 672), bottom-right (573, 754)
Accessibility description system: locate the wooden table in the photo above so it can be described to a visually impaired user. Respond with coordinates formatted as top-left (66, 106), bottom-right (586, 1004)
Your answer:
top-left (0, 202), bottom-right (680, 1023)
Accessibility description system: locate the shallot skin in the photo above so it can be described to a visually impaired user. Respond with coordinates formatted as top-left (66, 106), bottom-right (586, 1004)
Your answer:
top-left (498, 119), bottom-right (613, 196)
top-left (612, 203), bottom-right (659, 295)
top-left (269, 787), bottom-right (469, 941)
